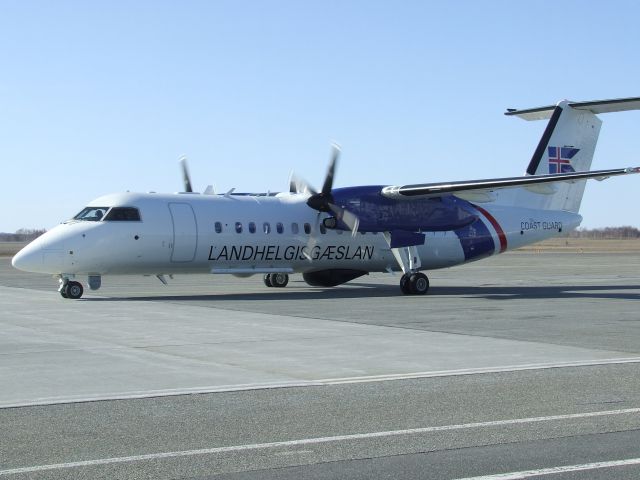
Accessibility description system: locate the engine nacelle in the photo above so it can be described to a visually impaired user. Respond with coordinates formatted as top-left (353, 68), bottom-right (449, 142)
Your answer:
top-left (302, 269), bottom-right (368, 287)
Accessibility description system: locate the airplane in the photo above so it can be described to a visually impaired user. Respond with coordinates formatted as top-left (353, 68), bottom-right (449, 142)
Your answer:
top-left (11, 97), bottom-right (640, 299)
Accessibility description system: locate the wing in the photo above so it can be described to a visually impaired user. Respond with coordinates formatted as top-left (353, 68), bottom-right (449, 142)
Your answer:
top-left (381, 167), bottom-right (640, 200)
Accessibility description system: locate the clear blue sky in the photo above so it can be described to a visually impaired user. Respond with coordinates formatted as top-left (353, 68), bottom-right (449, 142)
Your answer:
top-left (2, 1), bottom-right (640, 232)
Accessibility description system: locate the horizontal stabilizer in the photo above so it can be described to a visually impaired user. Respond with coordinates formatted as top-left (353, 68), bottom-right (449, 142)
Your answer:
top-left (506, 97), bottom-right (640, 121)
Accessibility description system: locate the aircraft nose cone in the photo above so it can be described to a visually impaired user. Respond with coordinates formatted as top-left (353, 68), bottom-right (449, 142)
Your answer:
top-left (11, 244), bottom-right (64, 273)
top-left (11, 227), bottom-right (69, 274)
top-left (11, 247), bottom-right (41, 272)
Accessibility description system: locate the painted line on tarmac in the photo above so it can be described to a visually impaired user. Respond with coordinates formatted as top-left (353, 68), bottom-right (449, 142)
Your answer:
top-left (1, 408), bottom-right (640, 476)
top-left (453, 457), bottom-right (640, 479)
top-left (2, 357), bottom-right (640, 409)
top-left (318, 357), bottom-right (640, 384)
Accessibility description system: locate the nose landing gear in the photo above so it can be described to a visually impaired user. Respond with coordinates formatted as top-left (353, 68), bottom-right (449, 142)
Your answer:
top-left (59, 278), bottom-right (84, 299)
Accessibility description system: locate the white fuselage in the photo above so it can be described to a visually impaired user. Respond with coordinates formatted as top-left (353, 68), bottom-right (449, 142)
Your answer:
top-left (12, 191), bottom-right (582, 278)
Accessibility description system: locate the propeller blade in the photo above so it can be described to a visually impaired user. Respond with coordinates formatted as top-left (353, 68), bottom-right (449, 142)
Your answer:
top-left (289, 170), bottom-right (297, 193)
top-left (341, 208), bottom-right (360, 236)
top-left (303, 213), bottom-right (322, 261)
top-left (321, 143), bottom-right (340, 195)
top-left (289, 172), bottom-right (317, 195)
top-left (307, 143), bottom-right (341, 212)
top-left (328, 203), bottom-right (360, 237)
top-left (179, 155), bottom-right (193, 193)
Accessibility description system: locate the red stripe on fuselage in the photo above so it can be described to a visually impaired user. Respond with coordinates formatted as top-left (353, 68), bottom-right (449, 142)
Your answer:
top-left (474, 205), bottom-right (507, 253)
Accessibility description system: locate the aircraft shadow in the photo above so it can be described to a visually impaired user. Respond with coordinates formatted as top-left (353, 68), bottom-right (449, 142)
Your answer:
top-left (85, 283), bottom-right (640, 302)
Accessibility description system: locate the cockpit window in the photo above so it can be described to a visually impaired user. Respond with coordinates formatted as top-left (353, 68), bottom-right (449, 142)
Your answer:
top-left (73, 207), bottom-right (109, 222)
top-left (104, 207), bottom-right (141, 221)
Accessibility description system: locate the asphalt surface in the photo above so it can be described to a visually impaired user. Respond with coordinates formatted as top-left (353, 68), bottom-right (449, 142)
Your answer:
top-left (1, 252), bottom-right (640, 479)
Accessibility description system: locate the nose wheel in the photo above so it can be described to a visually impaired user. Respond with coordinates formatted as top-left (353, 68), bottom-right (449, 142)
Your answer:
top-left (400, 272), bottom-right (429, 295)
top-left (59, 280), bottom-right (84, 299)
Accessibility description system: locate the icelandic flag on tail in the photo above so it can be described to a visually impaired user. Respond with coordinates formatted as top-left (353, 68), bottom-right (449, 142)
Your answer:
top-left (548, 146), bottom-right (579, 173)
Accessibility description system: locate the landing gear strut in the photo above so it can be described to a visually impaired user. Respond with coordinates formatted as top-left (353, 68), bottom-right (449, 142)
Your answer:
top-left (59, 279), bottom-right (84, 299)
top-left (263, 273), bottom-right (289, 288)
top-left (381, 233), bottom-right (430, 296)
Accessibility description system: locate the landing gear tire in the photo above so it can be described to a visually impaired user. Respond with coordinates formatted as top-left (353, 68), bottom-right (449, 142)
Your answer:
top-left (270, 273), bottom-right (289, 288)
top-left (263, 274), bottom-right (273, 287)
top-left (400, 274), bottom-right (412, 295)
top-left (400, 273), bottom-right (429, 295)
top-left (60, 286), bottom-right (69, 298)
top-left (409, 273), bottom-right (429, 295)
top-left (64, 281), bottom-right (84, 299)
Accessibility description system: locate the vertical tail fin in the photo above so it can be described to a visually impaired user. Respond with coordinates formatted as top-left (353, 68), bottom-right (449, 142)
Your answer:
top-left (505, 97), bottom-right (640, 212)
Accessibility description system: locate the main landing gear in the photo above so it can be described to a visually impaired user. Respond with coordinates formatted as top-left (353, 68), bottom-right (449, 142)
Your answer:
top-left (399, 272), bottom-right (429, 295)
top-left (263, 273), bottom-right (289, 288)
top-left (59, 278), bottom-right (84, 299)
top-left (382, 234), bottom-right (430, 295)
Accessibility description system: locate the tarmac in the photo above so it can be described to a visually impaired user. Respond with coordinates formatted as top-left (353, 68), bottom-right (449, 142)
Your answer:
top-left (1, 252), bottom-right (640, 479)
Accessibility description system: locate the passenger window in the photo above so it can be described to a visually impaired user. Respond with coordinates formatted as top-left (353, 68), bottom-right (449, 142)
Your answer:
top-left (104, 207), bottom-right (141, 221)
top-left (249, 222), bottom-right (256, 234)
top-left (215, 222), bottom-right (222, 233)
top-left (291, 223), bottom-right (299, 234)
top-left (263, 222), bottom-right (271, 234)
top-left (276, 222), bottom-right (283, 234)
top-left (235, 222), bottom-right (242, 234)
top-left (304, 223), bottom-right (311, 234)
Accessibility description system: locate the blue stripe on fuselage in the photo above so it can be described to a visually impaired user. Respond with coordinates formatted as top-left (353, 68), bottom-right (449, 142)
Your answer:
top-left (454, 212), bottom-right (495, 261)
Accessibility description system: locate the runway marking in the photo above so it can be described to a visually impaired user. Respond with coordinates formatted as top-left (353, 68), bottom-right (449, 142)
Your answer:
top-left (318, 357), bottom-right (640, 384)
top-left (2, 356), bottom-right (640, 409)
top-left (1, 408), bottom-right (639, 476)
top-left (453, 457), bottom-right (640, 479)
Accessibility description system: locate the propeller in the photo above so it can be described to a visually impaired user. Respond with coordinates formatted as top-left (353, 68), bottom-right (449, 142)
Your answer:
top-left (305, 143), bottom-right (359, 235)
top-left (179, 155), bottom-right (193, 193)
top-left (295, 144), bottom-right (359, 263)
top-left (306, 144), bottom-right (339, 211)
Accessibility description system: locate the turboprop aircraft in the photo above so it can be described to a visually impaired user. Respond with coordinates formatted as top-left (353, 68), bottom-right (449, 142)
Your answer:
top-left (11, 97), bottom-right (640, 299)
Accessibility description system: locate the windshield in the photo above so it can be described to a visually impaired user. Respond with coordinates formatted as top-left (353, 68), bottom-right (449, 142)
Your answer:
top-left (104, 207), bottom-right (141, 221)
top-left (72, 207), bottom-right (109, 222)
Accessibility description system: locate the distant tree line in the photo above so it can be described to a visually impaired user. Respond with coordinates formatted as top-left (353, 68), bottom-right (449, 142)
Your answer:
top-left (0, 229), bottom-right (47, 242)
top-left (568, 226), bottom-right (640, 239)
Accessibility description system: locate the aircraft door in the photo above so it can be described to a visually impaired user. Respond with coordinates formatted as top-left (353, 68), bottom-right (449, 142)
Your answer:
top-left (168, 203), bottom-right (198, 262)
